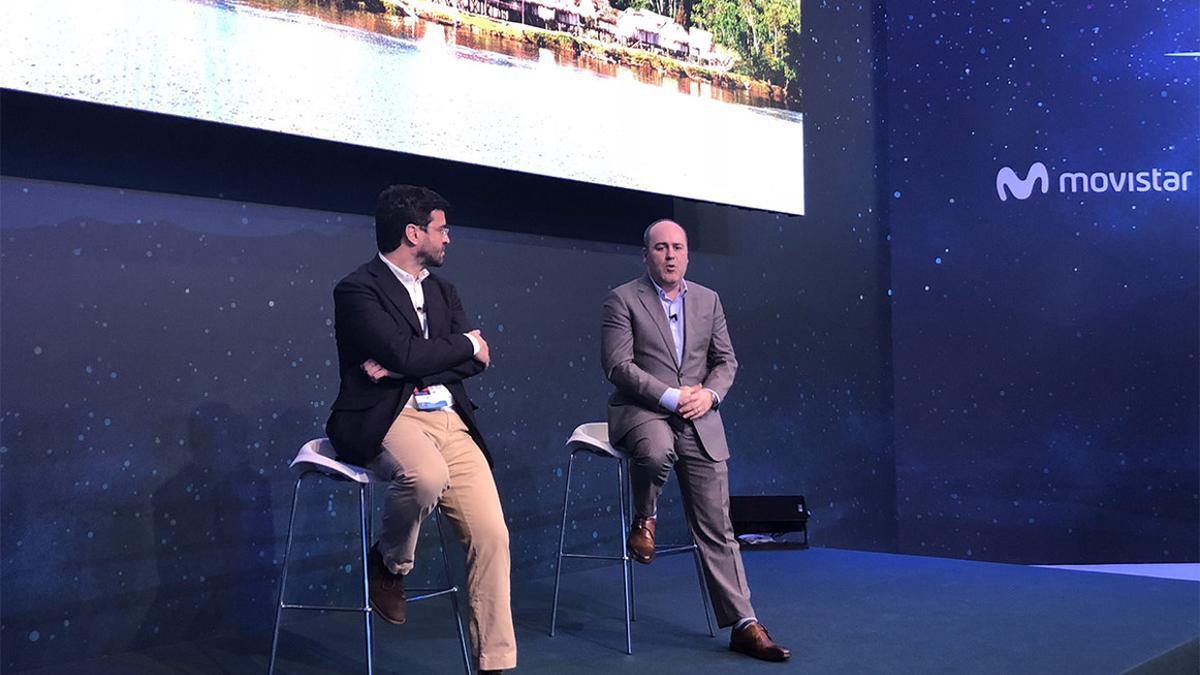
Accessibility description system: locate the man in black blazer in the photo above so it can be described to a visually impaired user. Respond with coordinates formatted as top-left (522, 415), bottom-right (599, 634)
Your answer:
top-left (326, 185), bottom-right (514, 673)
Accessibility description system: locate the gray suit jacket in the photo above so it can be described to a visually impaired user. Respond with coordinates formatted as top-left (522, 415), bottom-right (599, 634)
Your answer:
top-left (600, 275), bottom-right (738, 461)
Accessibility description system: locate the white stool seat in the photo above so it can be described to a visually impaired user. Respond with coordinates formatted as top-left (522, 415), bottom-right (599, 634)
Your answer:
top-left (289, 438), bottom-right (372, 484)
top-left (565, 422), bottom-right (629, 459)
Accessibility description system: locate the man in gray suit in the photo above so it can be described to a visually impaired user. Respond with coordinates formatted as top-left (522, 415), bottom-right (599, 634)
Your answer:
top-left (600, 219), bottom-right (791, 662)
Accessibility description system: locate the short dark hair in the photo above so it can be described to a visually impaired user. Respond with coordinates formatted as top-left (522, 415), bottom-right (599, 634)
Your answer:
top-left (375, 185), bottom-right (450, 253)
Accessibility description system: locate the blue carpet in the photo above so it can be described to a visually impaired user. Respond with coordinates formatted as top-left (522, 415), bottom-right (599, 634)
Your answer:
top-left (15, 548), bottom-right (1200, 674)
top-left (514, 548), bottom-right (1200, 675)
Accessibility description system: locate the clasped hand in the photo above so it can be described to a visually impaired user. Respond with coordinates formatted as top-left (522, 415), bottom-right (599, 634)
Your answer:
top-left (676, 384), bottom-right (713, 420)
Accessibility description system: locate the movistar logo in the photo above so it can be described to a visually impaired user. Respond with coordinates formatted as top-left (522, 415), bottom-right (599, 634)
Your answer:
top-left (996, 163), bottom-right (1050, 201)
top-left (997, 162), bottom-right (1194, 202)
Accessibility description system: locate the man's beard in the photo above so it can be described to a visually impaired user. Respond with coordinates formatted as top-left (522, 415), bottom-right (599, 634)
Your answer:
top-left (419, 248), bottom-right (445, 268)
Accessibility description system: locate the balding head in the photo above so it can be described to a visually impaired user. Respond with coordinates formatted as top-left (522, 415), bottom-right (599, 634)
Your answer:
top-left (643, 219), bottom-right (688, 248)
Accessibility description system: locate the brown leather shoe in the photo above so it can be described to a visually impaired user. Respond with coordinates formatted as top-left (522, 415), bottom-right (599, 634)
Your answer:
top-left (730, 622), bottom-right (791, 661)
top-left (367, 544), bottom-right (406, 625)
top-left (627, 517), bottom-right (657, 564)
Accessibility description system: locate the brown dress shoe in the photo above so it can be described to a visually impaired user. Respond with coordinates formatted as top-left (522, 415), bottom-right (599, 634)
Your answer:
top-left (730, 622), bottom-right (791, 662)
top-left (627, 517), bottom-right (657, 564)
top-left (367, 544), bottom-right (406, 625)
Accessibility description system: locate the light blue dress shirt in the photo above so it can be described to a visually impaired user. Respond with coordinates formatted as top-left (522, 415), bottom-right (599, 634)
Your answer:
top-left (652, 279), bottom-right (688, 412)
top-left (650, 278), bottom-right (721, 414)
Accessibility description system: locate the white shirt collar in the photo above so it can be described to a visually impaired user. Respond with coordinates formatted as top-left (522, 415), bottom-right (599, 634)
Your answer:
top-left (379, 253), bottom-right (429, 285)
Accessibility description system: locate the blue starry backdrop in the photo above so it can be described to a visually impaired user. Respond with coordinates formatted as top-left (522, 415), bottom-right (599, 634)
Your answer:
top-left (0, 1), bottom-right (890, 663)
top-left (0, 181), bottom-right (890, 669)
top-left (885, 1), bottom-right (1198, 562)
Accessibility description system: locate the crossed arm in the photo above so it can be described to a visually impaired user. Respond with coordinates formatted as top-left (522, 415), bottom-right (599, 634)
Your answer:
top-left (335, 278), bottom-right (489, 384)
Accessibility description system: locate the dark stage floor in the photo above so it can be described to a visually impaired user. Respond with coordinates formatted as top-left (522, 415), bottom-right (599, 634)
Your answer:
top-left (16, 548), bottom-right (1200, 674)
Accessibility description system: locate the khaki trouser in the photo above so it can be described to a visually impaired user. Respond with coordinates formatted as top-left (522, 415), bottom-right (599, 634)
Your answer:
top-left (368, 407), bottom-right (516, 671)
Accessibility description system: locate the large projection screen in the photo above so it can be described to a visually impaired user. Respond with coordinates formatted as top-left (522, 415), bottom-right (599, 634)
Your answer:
top-left (1, 0), bottom-right (804, 215)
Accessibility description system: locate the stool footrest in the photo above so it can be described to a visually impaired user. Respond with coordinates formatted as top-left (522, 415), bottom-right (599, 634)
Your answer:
top-left (408, 587), bottom-right (459, 602)
top-left (654, 544), bottom-right (698, 556)
top-left (280, 586), bottom-right (458, 611)
top-left (561, 553), bottom-right (626, 561)
top-left (281, 603), bottom-right (368, 613)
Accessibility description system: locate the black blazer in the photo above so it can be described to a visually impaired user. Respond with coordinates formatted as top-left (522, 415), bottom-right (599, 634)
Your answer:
top-left (325, 256), bottom-right (489, 466)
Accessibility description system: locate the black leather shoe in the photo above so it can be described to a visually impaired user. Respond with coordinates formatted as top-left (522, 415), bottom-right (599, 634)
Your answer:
top-left (627, 517), bottom-right (656, 564)
top-left (730, 622), bottom-right (791, 661)
top-left (367, 544), bottom-right (406, 624)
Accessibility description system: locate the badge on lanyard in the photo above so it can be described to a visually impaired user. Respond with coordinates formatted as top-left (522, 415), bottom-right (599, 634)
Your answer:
top-left (413, 386), bottom-right (452, 411)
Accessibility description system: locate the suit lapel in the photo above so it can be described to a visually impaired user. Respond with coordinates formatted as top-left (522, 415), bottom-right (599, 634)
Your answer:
top-left (682, 288), bottom-right (703, 370)
top-left (367, 257), bottom-right (422, 334)
top-left (636, 276), bottom-right (680, 372)
top-left (422, 275), bottom-right (448, 337)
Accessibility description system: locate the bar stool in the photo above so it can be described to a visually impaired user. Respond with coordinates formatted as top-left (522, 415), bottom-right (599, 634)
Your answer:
top-left (269, 438), bottom-right (471, 674)
top-left (548, 422), bottom-right (715, 654)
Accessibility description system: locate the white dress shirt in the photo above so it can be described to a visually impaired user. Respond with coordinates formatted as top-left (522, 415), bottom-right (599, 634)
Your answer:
top-left (378, 254), bottom-right (480, 410)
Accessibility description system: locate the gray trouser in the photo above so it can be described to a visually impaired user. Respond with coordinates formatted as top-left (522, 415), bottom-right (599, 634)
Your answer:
top-left (623, 416), bottom-right (754, 627)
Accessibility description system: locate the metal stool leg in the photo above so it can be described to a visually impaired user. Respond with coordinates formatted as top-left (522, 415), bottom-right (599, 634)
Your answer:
top-left (549, 450), bottom-right (577, 636)
top-left (690, 542), bottom-right (716, 637)
top-left (623, 463), bottom-right (637, 623)
top-left (434, 508), bottom-right (471, 674)
top-left (359, 483), bottom-right (375, 675)
top-left (617, 459), bottom-right (632, 655)
top-left (365, 483), bottom-right (374, 555)
top-left (269, 473), bottom-right (307, 675)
